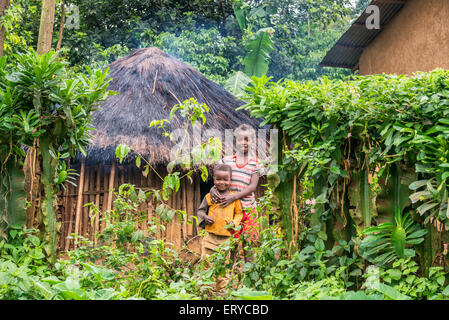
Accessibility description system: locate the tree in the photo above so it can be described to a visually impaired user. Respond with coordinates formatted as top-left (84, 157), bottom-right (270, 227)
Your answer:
top-left (37, 0), bottom-right (56, 54)
top-left (0, 0), bottom-right (10, 57)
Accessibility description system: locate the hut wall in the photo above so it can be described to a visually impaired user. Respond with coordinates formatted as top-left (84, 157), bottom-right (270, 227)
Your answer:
top-left (359, 0), bottom-right (449, 76)
top-left (58, 165), bottom-right (267, 252)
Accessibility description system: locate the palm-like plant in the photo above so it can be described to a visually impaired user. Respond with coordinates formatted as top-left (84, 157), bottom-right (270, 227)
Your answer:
top-left (0, 50), bottom-right (113, 263)
top-left (358, 208), bottom-right (427, 266)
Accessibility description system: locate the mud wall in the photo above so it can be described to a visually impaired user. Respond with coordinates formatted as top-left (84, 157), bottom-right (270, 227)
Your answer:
top-left (359, 0), bottom-right (449, 75)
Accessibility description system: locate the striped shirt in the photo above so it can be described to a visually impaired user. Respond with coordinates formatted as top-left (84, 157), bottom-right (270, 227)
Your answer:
top-left (219, 155), bottom-right (263, 209)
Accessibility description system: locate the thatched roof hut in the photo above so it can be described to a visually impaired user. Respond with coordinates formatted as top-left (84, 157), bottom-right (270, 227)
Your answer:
top-left (75, 47), bottom-right (260, 165)
top-left (60, 48), bottom-right (264, 252)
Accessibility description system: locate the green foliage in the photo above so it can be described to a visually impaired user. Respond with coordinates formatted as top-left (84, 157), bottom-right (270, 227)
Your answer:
top-left (0, 182), bottom-right (447, 301)
top-left (290, 277), bottom-right (346, 300)
top-left (238, 215), bottom-right (363, 298)
top-left (0, 226), bottom-right (54, 299)
top-left (0, 49), bottom-right (114, 262)
top-left (358, 210), bottom-right (427, 266)
top-left (1, 50), bottom-right (113, 159)
top-left (240, 70), bottom-right (449, 267)
top-left (231, 287), bottom-right (273, 300)
top-left (242, 28), bottom-right (274, 77)
top-left (116, 144), bottom-right (130, 164)
top-left (0, 0), bottom-right (39, 59)
top-left (363, 258), bottom-right (449, 300)
top-left (1, 0), bottom-right (359, 83)
top-left (230, 0), bottom-right (353, 81)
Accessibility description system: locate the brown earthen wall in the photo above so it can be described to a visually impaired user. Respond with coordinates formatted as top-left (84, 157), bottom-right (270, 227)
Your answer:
top-left (359, 0), bottom-right (449, 75)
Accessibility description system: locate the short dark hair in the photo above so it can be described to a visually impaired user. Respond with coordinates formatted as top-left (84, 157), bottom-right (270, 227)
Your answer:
top-left (235, 124), bottom-right (256, 143)
top-left (213, 164), bottom-right (232, 176)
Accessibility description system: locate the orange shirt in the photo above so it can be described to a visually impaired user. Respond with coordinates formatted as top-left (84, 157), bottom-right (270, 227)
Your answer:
top-left (203, 192), bottom-right (243, 237)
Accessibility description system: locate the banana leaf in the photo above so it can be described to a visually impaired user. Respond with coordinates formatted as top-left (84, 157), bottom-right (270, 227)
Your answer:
top-left (243, 28), bottom-right (274, 78)
top-left (233, 1), bottom-right (247, 33)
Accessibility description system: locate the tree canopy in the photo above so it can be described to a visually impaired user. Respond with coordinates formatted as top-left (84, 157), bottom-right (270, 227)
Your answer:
top-left (1, 0), bottom-right (371, 83)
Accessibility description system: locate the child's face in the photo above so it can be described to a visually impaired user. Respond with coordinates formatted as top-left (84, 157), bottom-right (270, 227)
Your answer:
top-left (213, 170), bottom-right (231, 192)
top-left (236, 134), bottom-right (250, 154)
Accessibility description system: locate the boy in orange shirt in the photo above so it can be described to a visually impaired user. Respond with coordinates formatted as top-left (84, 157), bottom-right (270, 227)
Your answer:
top-left (197, 164), bottom-right (243, 258)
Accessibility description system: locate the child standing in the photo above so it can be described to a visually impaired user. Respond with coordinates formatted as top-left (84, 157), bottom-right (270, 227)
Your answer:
top-left (197, 164), bottom-right (243, 258)
top-left (210, 124), bottom-right (264, 262)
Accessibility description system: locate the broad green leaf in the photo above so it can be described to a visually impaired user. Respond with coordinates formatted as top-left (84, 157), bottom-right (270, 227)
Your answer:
top-left (374, 283), bottom-right (411, 300)
top-left (115, 144), bottom-right (130, 163)
top-left (243, 28), bottom-right (274, 77)
top-left (408, 180), bottom-right (429, 190)
top-left (416, 202), bottom-right (438, 216)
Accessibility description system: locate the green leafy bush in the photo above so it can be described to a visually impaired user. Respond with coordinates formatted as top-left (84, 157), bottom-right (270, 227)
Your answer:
top-left (240, 70), bottom-right (449, 272)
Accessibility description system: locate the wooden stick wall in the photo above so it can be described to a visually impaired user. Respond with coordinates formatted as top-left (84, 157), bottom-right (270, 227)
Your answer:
top-left (58, 164), bottom-right (202, 251)
top-left (58, 164), bottom-right (267, 252)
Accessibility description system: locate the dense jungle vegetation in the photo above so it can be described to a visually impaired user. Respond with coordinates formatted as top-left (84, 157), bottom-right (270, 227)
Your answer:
top-left (2, 0), bottom-right (371, 83)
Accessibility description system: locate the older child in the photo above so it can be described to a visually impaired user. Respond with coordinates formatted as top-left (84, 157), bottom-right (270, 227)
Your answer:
top-left (197, 164), bottom-right (243, 258)
top-left (210, 124), bottom-right (263, 261)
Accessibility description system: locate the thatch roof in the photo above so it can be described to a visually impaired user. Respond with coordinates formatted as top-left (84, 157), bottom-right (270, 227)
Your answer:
top-left (74, 48), bottom-right (261, 166)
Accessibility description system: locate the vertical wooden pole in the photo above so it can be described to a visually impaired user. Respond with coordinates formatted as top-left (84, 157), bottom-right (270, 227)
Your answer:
top-left (64, 183), bottom-right (73, 251)
top-left (173, 190), bottom-right (180, 249)
top-left (87, 170), bottom-right (93, 241)
top-left (119, 166), bottom-right (125, 187)
top-left (194, 174), bottom-right (201, 236)
top-left (106, 162), bottom-right (116, 212)
top-left (61, 181), bottom-right (70, 250)
top-left (182, 178), bottom-right (187, 244)
top-left (82, 167), bottom-right (90, 239)
top-left (101, 166), bottom-right (109, 232)
top-left (157, 167), bottom-right (163, 240)
top-left (114, 166), bottom-right (119, 199)
top-left (149, 169), bottom-right (160, 239)
top-left (166, 192), bottom-right (172, 244)
top-left (137, 168), bottom-right (145, 232)
top-left (94, 166), bottom-right (101, 245)
top-left (186, 182), bottom-right (194, 237)
top-left (74, 161), bottom-right (85, 247)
